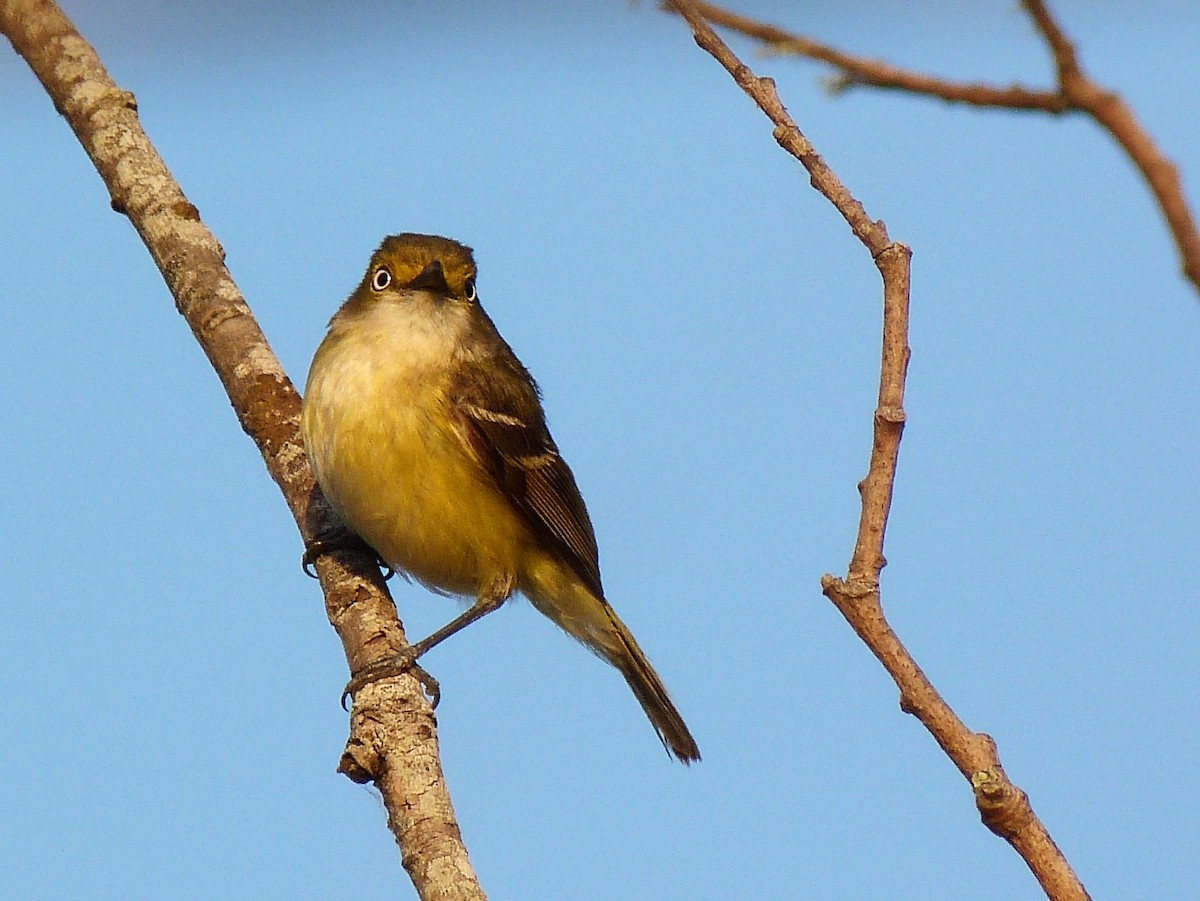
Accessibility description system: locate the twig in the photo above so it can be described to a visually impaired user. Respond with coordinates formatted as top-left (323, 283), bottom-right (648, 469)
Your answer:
top-left (670, 0), bottom-right (1200, 297)
top-left (0, 2), bottom-right (484, 898)
top-left (1019, 0), bottom-right (1200, 292)
top-left (666, 0), bottom-right (1066, 111)
top-left (665, 3), bottom-right (1091, 900)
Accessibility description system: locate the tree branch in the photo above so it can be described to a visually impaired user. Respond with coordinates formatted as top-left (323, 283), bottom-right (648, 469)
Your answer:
top-left (670, 0), bottom-right (1200, 297)
top-left (0, 2), bottom-right (484, 898)
top-left (665, 3), bottom-right (1091, 899)
top-left (1019, 0), bottom-right (1200, 293)
top-left (665, 0), bottom-right (1067, 111)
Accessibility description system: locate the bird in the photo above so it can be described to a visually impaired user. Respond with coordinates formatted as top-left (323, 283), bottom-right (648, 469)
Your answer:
top-left (301, 233), bottom-right (700, 763)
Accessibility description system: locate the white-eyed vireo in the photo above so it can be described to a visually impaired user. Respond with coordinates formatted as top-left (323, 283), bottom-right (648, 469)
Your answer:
top-left (301, 233), bottom-right (699, 763)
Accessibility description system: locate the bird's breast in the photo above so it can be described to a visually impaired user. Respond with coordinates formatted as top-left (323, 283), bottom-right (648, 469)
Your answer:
top-left (302, 303), bottom-right (530, 596)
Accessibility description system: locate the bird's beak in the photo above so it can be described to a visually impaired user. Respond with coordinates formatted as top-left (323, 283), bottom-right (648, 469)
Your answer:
top-left (405, 260), bottom-right (453, 295)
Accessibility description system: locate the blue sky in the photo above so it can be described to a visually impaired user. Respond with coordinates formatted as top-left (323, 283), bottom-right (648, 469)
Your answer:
top-left (3, 2), bottom-right (1198, 898)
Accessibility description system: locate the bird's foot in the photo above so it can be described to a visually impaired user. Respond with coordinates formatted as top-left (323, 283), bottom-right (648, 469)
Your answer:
top-left (302, 532), bottom-right (394, 580)
top-left (341, 655), bottom-right (441, 710)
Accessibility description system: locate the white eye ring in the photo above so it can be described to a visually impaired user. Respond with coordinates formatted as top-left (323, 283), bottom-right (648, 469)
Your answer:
top-left (464, 278), bottom-right (477, 301)
top-left (371, 268), bottom-right (392, 291)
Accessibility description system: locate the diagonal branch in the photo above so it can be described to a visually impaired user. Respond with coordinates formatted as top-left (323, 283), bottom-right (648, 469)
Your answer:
top-left (666, 0), bottom-right (1066, 111)
top-left (0, 2), bottom-right (484, 898)
top-left (666, 3), bottom-right (1091, 899)
top-left (670, 0), bottom-right (1200, 297)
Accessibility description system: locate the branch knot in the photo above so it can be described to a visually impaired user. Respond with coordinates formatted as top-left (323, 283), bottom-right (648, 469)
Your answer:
top-left (971, 767), bottom-right (1034, 838)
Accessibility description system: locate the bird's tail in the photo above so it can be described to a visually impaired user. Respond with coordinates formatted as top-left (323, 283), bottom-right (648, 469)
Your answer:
top-left (525, 572), bottom-right (701, 763)
top-left (603, 606), bottom-right (701, 764)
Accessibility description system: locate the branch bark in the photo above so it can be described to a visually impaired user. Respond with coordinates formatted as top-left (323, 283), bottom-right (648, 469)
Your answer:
top-left (0, 2), bottom-right (484, 898)
top-left (669, 0), bottom-right (1200, 298)
top-left (666, 3), bottom-right (1090, 899)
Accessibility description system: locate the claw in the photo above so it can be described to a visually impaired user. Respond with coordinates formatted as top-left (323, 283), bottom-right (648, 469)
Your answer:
top-left (301, 545), bottom-right (322, 579)
top-left (341, 656), bottom-right (440, 709)
top-left (301, 533), bottom-right (390, 579)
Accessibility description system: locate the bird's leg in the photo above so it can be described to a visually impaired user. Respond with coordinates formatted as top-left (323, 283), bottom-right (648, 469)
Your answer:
top-left (408, 572), bottom-right (516, 659)
top-left (340, 572), bottom-right (517, 709)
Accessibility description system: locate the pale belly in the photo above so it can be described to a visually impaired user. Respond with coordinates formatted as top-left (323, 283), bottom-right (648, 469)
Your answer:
top-left (304, 373), bottom-right (530, 598)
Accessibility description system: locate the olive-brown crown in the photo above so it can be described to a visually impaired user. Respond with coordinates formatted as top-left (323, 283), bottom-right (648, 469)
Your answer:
top-left (359, 233), bottom-right (478, 300)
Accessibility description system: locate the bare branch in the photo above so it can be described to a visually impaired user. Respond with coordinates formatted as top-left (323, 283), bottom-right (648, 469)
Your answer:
top-left (1019, 0), bottom-right (1200, 292)
top-left (665, 0), bottom-right (1066, 111)
top-left (666, 3), bottom-right (1091, 899)
top-left (663, 2), bottom-right (888, 254)
top-left (671, 0), bottom-right (1200, 297)
top-left (0, 2), bottom-right (484, 897)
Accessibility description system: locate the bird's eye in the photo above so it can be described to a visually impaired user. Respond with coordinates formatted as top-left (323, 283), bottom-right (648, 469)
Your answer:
top-left (464, 277), bottom-right (477, 301)
top-left (371, 267), bottom-right (392, 292)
